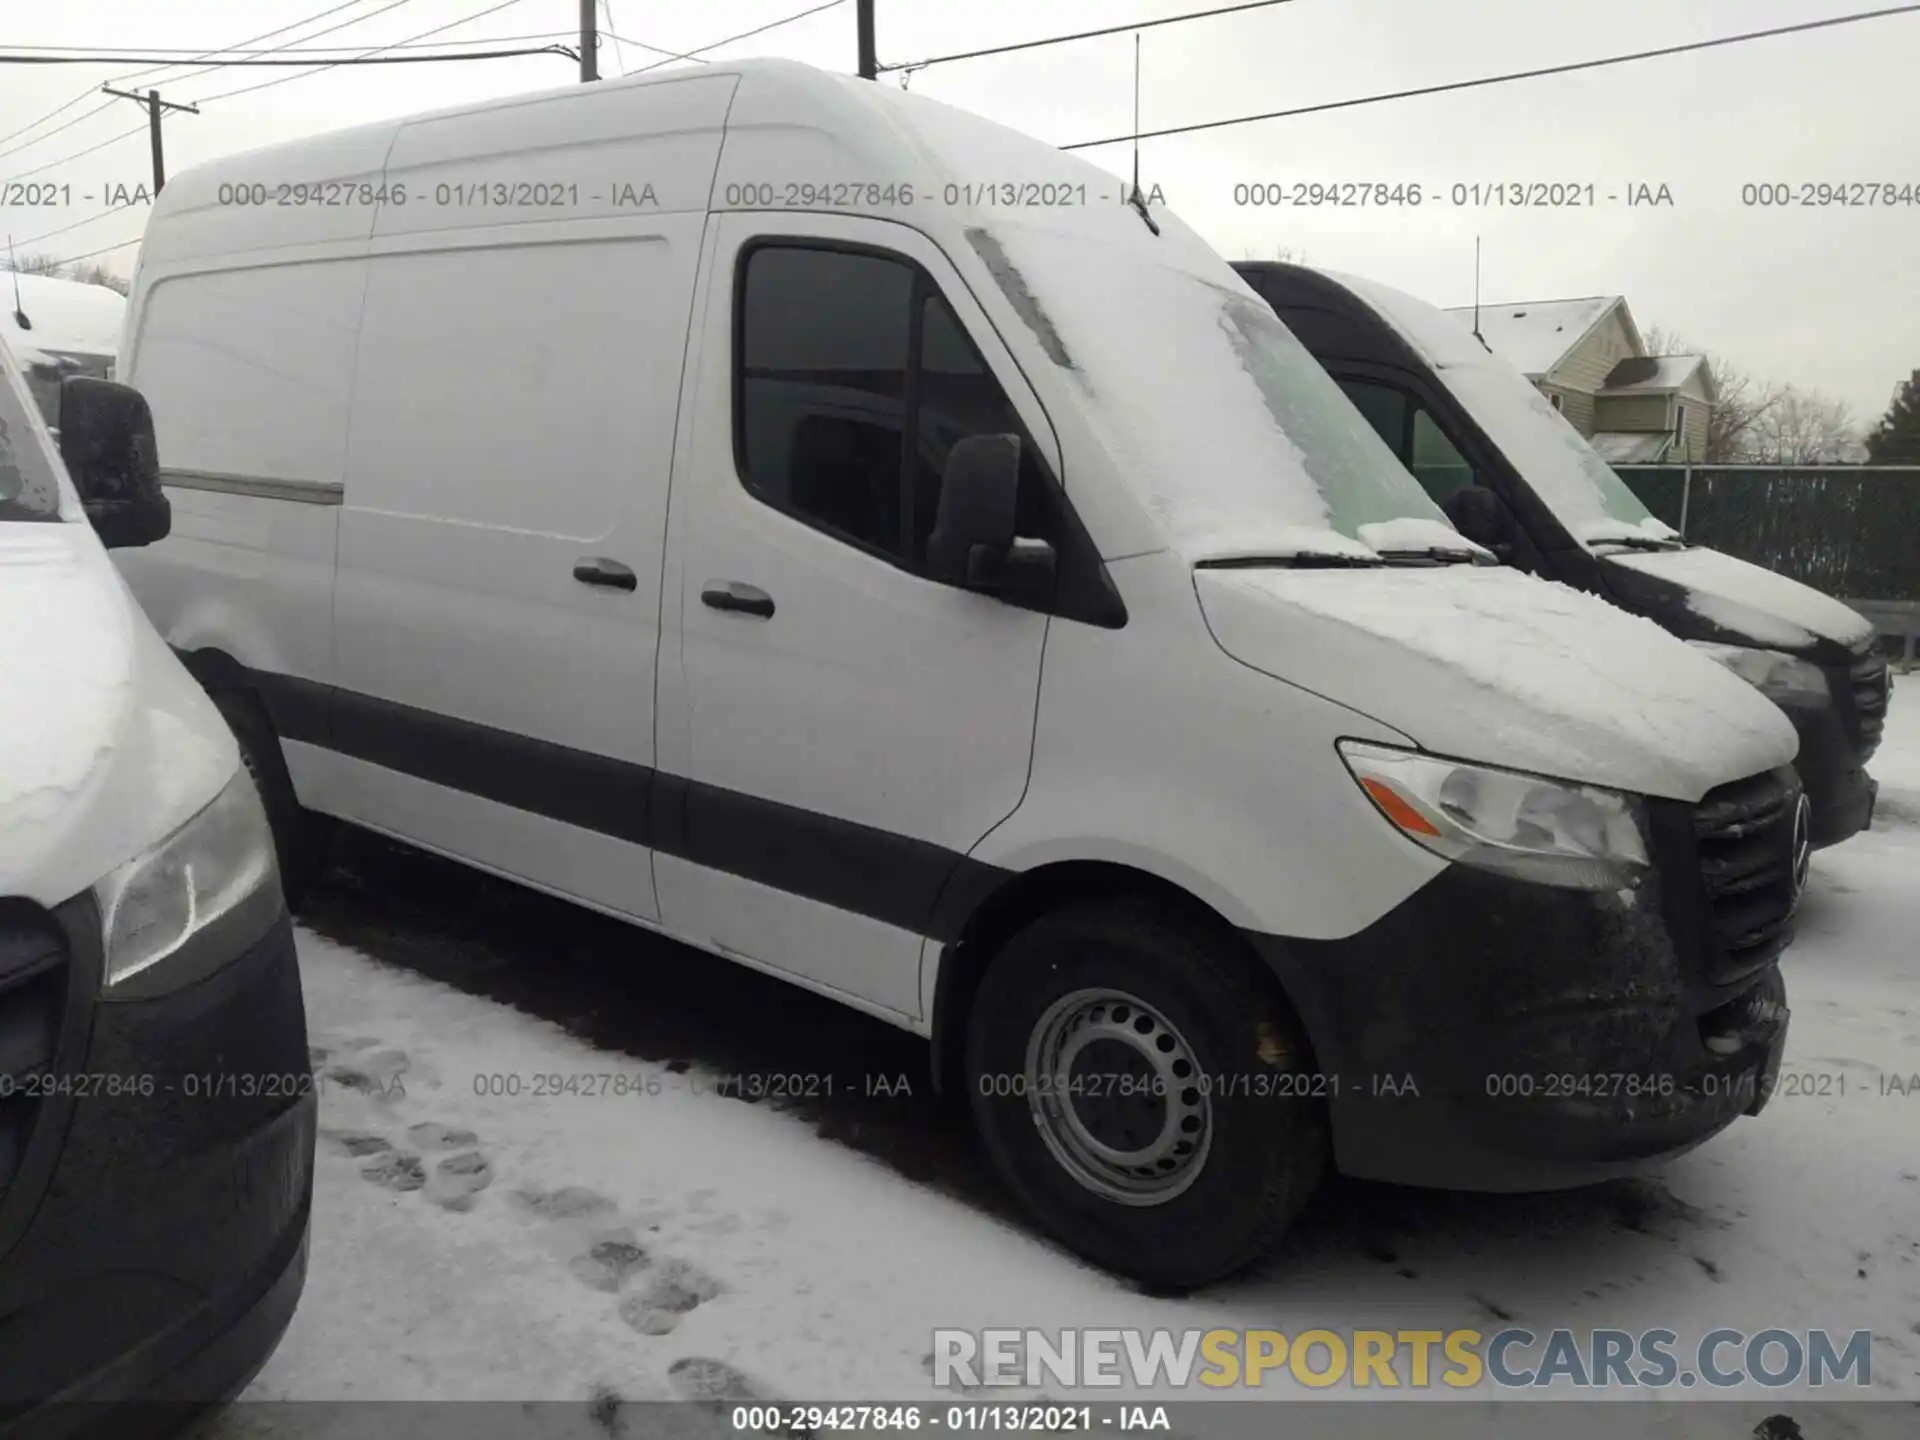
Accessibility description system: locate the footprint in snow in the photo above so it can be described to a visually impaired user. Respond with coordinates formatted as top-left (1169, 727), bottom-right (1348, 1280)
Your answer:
top-left (667, 1356), bottom-right (769, 1406)
top-left (571, 1236), bottom-right (650, 1292)
top-left (618, 1258), bottom-right (722, 1335)
top-left (424, 1149), bottom-right (495, 1211)
top-left (361, 1151), bottom-right (427, 1192)
top-left (319, 1127), bottom-right (394, 1159)
top-left (511, 1184), bottom-right (620, 1221)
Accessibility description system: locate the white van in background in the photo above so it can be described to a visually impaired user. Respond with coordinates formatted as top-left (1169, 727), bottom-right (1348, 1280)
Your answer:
top-left (116, 58), bottom-right (1805, 1288)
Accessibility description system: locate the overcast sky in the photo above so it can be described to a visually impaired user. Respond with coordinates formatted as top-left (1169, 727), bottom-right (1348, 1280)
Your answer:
top-left (3, 0), bottom-right (1915, 422)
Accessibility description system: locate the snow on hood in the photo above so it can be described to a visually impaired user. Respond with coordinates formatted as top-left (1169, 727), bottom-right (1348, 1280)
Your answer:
top-left (1606, 546), bottom-right (1875, 651)
top-left (1196, 564), bottom-right (1799, 802)
top-left (1319, 269), bottom-right (1678, 549)
top-left (0, 522), bottom-right (236, 903)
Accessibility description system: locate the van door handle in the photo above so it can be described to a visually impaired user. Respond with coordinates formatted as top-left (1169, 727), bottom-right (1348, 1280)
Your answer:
top-left (700, 580), bottom-right (775, 618)
top-left (574, 557), bottom-right (637, 591)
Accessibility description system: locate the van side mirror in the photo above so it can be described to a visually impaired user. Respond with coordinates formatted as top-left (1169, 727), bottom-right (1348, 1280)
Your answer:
top-left (927, 433), bottom-right (1055, 597)
top-left (59, 377), bottom-right (170, 550)
top-left (1443, 485), bottom-right (1514, 563)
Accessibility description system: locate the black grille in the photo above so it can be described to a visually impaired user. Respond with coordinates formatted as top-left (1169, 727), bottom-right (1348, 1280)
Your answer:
top-left (0, 903), bottom-right (69, 1200)
top-left (1692, 769), bottom-right (1801, 986)
top-left (1847, 651), bottom-right (1890, 758)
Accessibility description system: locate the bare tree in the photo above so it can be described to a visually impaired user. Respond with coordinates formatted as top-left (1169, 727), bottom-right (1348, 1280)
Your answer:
top-left (66, 261), bottom-right (130, 296)
top-left (1, 251), bottom-right (131, 295)
top-left (0, 251), bottom-right (69, 278)
top-left (1642, 324), bottom-right (1781, 463)
top-left (1741, 385), bottom-right (1860, 464)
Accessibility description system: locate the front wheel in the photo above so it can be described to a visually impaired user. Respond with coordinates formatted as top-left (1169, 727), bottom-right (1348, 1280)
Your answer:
top-left (965, 899), bottom-right (1328, 1290)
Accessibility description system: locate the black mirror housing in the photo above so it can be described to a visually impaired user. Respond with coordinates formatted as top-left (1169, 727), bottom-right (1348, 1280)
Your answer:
top-left (59, 376), bottom-right (170, 550)
top-left (1442, 484), bottom-right (1514, 561)
top-left (927, 433), bottom-right (1022, 584)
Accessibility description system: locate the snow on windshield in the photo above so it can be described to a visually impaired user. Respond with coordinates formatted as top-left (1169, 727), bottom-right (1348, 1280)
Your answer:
top-left (1325, 270), bottom-right (1680, 548)
top-left (0, 340), bottom-right (68, 521)
top-left (977, 227), bottom-right (1454, 561)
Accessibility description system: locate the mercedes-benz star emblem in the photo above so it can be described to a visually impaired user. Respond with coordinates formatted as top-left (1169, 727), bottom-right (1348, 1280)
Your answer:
top-left (1788, 792), bottom-right (1814, 906)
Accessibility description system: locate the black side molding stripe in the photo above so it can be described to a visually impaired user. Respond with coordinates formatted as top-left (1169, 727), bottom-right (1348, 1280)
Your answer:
top-left (204, 658), bottom-right (1008, 940)
top-left (328, 685), bottom-right (656, 849)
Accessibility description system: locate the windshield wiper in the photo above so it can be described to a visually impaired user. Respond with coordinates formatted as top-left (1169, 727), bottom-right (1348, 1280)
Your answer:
top-left (1372, 547), bottom-right (1489, 566)
top-left (1195, 554), bottom-right (1383, 570)
top-left (1591, 536), bottom-right (1687, 553)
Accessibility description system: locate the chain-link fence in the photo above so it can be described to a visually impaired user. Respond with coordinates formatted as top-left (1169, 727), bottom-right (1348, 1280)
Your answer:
top-left (1613, 465), bottom-right (1920, 602)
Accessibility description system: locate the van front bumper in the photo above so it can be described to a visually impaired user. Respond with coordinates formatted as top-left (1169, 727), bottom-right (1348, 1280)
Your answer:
top-left (1248, 860), bottom-right (1792, 1193)
top-left (0, 892), bottom-right (313, 1438)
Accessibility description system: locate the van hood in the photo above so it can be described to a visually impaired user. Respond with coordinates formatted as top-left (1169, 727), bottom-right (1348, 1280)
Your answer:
top-left (1602, 545), bottom-right (1875, 657)
top-left (0, 523), bottom-right (236, 904)
top-left (1196, 564), bottom-right (1799, 803)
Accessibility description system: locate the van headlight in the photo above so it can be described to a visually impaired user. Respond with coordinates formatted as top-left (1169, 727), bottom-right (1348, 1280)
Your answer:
top-left (94, 768), bottom-right (279, 987)
top-left (1337, 740), bottom-right (1651, 891)
top-left (1686, 642), bottom-right (1829, 702)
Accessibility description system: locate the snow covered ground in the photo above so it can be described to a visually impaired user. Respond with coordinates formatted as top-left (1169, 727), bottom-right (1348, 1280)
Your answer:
top-left (206, 679), bottom-right (1920, 1436)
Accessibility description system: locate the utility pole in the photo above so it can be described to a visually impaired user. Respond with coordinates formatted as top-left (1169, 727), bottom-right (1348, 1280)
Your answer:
top-left (100, 86), bottom-right (198, 193)
top-left (856, 0), bottom-right (877, 79)
top-left (580, 0), bottom-right (599, 81)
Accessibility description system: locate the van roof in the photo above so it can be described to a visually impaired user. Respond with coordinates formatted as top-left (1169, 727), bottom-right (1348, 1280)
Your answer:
top-left (141, 59), bottom-right (1220, 279)
top-left (0, 272), bottom-right (125, 369)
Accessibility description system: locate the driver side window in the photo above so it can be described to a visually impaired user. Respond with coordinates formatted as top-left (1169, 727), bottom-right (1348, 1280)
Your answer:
top-left (1336, 378), bottom-right (1478, 508)
top-left (735, 242), bottom-right (1057, 574)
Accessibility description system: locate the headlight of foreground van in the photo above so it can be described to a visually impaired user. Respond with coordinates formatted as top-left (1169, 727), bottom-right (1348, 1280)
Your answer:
top-left (1687, 641), bottom-right (1829, 702)
top-left (94, 768), bottom-right (279, 987)
top-left (1338, 740), bottom-right (1651, 891)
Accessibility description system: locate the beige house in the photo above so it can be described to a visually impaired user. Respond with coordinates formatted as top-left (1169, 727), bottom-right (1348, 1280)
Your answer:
top-left (1440, 295), bottom-right (1715, 462)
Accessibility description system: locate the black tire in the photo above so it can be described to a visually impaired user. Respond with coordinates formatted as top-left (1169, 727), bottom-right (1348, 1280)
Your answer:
top-left (208, 687), bottom-right (326, 912)
top-left (966, 898), bottom-right (1328, 1291)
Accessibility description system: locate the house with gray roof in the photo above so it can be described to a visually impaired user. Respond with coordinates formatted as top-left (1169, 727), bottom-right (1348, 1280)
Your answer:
top-left (1441, 294), bottom-right (1715, 462)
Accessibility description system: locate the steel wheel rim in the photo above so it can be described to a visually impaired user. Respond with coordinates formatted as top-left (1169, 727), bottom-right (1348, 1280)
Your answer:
top-left (1023, 987), bottom-right (1212, 1206)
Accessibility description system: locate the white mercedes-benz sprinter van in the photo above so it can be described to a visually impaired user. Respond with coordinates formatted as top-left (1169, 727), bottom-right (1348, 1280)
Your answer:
top-left (115, 59), bottom-right (1805, 1289)
top-left (0, 336), bottom-right (313, 1416)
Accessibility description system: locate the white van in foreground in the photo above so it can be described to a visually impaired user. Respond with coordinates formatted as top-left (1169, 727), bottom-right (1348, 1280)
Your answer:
top-left (117, 59), bottom-right (1805, 1288)
top-left (1, 337), bottom-right (312, 1416)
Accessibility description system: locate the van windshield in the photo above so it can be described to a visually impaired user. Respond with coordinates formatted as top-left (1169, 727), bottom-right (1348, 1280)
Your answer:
top-left (1322, 269), bottom-right (1680, 548)
top-left (0, 346), bottom-right (65, 522)
top-left (973, 227), bottom-right (1464, 563)
top-left (1439, 357), bottom-right (1680, 545)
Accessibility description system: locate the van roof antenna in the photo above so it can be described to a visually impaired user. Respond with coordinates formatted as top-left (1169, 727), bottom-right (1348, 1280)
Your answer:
top-left (1125, 32), bottom-right (1159, 235)
top-left (7, 236), bottom-right (30, 332)
top-left (1471, 235), bottom-right (1490, 355)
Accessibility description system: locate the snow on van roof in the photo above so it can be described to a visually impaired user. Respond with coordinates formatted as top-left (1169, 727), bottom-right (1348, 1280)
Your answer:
top-left (1438, 295), bottom-right (1621, 378)
top-left (144, 59), bottom-right (1428, 561)
top-left (0, 272), bottom-right (125, 368)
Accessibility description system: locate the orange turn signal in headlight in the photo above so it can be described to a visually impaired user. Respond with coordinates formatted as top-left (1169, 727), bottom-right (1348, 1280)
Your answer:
top-left (1359, 777), bottom-right (1444, 838)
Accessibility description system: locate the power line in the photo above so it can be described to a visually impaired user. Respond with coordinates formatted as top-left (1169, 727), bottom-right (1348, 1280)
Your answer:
top-left (40, 236), bottom-right (143, 268)
top-left (877, 0), bottom-right (1298, 74)
top-left (188, 0), bottom-right (553, 104)
top-left (0, 45), bottom-right (576, 68)
top-left (0, 0), bottom-right (404, 161)
top-left (0, 123), bottom-right (146, 184)
top-left (632, 0), bottom-right (848, 75)
top-left (604, 31), bottom-right (709, 64)
top-left (1061, 2), bottom-right (1920, 149)
top-left (9, 200), bottom-right (145, 253)
top-left (600, 1), bottom-right (629, 74)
